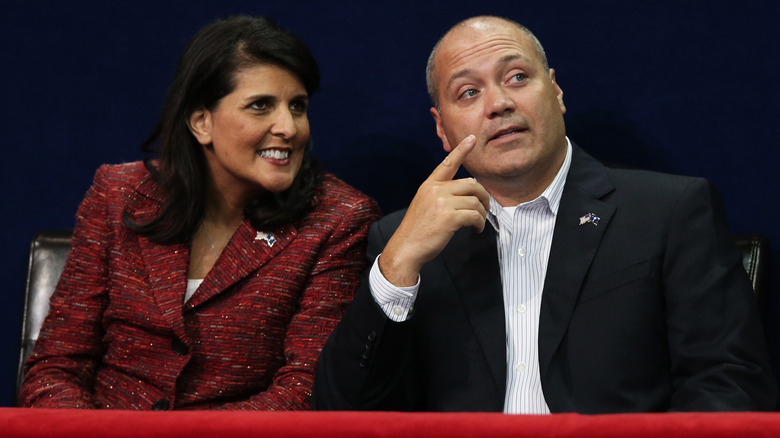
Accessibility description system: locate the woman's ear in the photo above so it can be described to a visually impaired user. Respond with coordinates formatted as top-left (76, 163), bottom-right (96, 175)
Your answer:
top-left (187, 107), bottom-right (212, 145)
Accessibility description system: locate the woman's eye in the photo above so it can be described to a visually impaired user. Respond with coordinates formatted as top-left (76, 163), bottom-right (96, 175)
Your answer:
top-left (249, 99), bottom-right (270, 111)
top-left (290, 100), bottom-right (308, 113)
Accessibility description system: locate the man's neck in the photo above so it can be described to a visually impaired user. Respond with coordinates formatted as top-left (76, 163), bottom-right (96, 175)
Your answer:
top-left (484, 138), bottom-right (571, 207)
top-left (485, 165), bottom-right (561, 207)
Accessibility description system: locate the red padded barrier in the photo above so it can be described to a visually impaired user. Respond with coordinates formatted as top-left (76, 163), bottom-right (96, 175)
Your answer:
top-left (2, 409), bottom-right (780, 438)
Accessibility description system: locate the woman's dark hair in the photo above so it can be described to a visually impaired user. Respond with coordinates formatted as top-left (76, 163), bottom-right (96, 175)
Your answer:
top-left (123, 15), bottom-right (322, 244)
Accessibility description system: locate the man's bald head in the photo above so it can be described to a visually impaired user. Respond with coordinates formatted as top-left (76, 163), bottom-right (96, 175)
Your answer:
top-left (425, 16), bottom-right (549, 109)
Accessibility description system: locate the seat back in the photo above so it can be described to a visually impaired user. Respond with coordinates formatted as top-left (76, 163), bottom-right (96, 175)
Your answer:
top-left (16, 229), bottom-right (73, 406)
top-left (734, 234), bottom-right (770, 315)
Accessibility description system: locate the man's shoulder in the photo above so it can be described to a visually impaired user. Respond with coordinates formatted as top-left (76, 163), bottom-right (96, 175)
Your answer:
top-left (587, 166), bottom-right (722, 223)
top-left (567, 146), bottom-right (715, 213)
top-left (607, 166), bottom-right (705, 198)
top-left (368, 209), bottom-right (408, 241)
top-left (377, 208), bottom-right (407, 227)
top-left (570, 144), bottom-right (702, 196)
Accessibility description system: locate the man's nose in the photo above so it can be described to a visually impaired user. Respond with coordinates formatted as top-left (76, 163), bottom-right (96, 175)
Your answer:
top-left (485, 85), bottom-right (516, 118)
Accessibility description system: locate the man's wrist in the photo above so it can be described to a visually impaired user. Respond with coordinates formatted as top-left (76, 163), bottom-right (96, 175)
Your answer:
top-left (369, 255), bottom-right (419, 322)
top-left (377, 246), bottom-right (421, 287)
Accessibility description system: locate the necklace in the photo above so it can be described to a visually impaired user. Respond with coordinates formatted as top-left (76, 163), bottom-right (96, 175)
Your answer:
top-left (202, 222), bottom-right (217, 257)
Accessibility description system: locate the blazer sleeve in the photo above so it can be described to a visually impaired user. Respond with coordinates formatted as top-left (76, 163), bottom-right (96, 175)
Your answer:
top-left (664, 178), bottom-right (776, 411)
top-left (312, 212), bottom-right (422, 411)
top-left (209, 195), bottom-right (381, 410)
top-left (20, 166), bottom-right (114, 408)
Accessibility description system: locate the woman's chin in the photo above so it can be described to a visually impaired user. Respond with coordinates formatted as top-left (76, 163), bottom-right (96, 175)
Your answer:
top-left (257, 177), bottom-right (295, 194)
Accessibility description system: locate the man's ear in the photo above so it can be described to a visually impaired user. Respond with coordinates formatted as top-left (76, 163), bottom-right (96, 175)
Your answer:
top-left (430, 107), bottom-right (453, 152)
top-left (549, 68), bottom-right (566, 115)
top-left (188, 107), bottom-right (212, 145)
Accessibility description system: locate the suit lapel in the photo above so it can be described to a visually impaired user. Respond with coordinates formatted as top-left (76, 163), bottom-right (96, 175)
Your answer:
top-left (441, 225), bottom-right (507, 395)
top-left (184, 221), bottom-right (297, 310)
top-left (538, 146), bottom-right (615, 376)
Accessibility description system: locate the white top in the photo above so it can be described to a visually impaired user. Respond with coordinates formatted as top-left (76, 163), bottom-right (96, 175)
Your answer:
top-left (369, 138), bottom-right (573, 414)
top-left (185, 279), bottom-right (203, 304)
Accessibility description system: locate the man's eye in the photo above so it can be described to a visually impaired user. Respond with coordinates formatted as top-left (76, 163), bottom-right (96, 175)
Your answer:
top-left (460, 89), bottom-right (478, 99)
top-left (511, 73), bottom-right (527, 82)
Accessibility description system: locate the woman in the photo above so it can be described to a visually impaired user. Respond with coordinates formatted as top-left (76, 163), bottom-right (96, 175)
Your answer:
top-left (20, 15), bottom-right (380, 410)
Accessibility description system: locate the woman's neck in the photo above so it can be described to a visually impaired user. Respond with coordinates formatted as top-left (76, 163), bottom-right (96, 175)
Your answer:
top-left (188, 187), bottom-right (247, 280)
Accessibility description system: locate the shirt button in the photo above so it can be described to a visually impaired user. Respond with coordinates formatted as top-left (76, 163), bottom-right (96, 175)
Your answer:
top-left (517, 305), bottom-right (527, 314)
top-left (517, 248), bottom-right (526, 257)
top-left (516, 363), bottom-right (526, 372)
top-left (392, 306), bottom-right (404, 316)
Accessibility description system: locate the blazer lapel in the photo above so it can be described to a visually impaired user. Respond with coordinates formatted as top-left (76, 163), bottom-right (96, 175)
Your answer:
top-left (130, 170), bottom-right (191, 342)
top-left (538, 146), bottom-right (616, 376)
top-left (184, 221), bottom-right (297, 310)
top-left (140, 238), bottom-right (190, 341)
top-left (441, 225), bottom-right (507, 395)
top-left (128, 173), bottom-right (297, 335)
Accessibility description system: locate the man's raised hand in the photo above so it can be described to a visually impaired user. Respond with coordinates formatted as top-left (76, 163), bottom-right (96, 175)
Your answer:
top-left (378, 135), bottom-right (491, 286)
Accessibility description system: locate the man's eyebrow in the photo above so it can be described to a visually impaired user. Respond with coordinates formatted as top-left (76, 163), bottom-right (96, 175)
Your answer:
top-left (446, 68), bottom-right (474, 89)
top-left (498, 54), bottom-right (527, 65)
top-left (445, 54), bottom-right (532, 89)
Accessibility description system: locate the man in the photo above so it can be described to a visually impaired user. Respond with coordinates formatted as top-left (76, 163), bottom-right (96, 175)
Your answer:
top-left (312, 16), bottom-right (776, 413)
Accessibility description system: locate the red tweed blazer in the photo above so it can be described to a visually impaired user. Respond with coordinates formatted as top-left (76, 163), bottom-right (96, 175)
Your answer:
top-left (20, 161), bottom-right (380, 410)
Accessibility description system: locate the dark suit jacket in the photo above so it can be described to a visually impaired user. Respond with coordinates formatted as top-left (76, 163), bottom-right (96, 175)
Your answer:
top-left (21, 161), bottom-right (380, 410)
top-left (313, 145), bottom-right (776, 413)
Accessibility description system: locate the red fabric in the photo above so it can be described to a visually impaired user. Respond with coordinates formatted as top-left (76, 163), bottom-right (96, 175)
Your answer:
top-left (2, 409), bottom-right (780, 438)
top-left (20, 162), bottom-right (380, 410)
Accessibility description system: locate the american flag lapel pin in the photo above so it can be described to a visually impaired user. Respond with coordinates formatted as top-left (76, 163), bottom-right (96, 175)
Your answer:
top-left (255, 231), bottom-right (277, 247)
top-left (578, 212), bottom-right (600, 226)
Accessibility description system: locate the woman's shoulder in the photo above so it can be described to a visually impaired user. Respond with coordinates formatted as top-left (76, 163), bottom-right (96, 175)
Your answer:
top-left (296, 172), bottom-right (380, 233)
top-left (92, 160), bottom-right (152, 187)
top-left (316, 172), bottom-right (378, 209)
top-left (306, 172), bottom-right (381, 224)
top-left (89, 161), bottom-right (166, 209)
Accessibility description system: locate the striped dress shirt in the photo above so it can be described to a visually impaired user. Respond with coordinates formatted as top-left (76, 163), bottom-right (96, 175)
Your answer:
top-left (370, 139), bottom-right (573, 414)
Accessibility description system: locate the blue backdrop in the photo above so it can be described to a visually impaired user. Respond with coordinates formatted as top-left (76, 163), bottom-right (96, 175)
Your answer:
top-left (2, 0), bottom-right (778, 407)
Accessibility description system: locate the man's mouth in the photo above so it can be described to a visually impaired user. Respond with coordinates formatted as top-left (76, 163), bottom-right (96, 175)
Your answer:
top-left (258, 149), bottom-right (291, 160)
top-left (489, 127), bottom-right (526, 142)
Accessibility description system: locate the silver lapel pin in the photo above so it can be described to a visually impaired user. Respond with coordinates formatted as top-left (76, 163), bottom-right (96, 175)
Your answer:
top-left (578, 212), bottom-right (600, 226)
top-left (255, 231), bottom-right (277, 247)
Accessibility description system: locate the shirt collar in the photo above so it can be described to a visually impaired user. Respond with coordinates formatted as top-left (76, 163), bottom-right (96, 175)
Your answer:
top-left (486, 137), bottom-right (572, 230)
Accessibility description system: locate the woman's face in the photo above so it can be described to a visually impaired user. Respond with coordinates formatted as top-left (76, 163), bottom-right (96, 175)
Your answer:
top-left (189, 63), bottom-right (310, 203)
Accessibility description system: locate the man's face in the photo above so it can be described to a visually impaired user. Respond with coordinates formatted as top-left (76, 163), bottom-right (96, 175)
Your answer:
top-left (431, 19), bottom-right (567, 199)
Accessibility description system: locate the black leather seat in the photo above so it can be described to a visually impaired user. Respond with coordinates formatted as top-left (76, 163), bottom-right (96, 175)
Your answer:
top-left (16, 230), bottom-right (73, 406)
top-left (14, 230), bottom-right (772, 405)
top-left (734, 234), bottom-right (770, 316)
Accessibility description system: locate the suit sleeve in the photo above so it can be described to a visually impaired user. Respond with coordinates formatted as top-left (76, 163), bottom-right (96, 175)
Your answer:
top-left (20, 166), bottom-right (113, 408)
top-left (312, 212), bottom-right (422, 411)
top-left (209, 196), bottom-right (381, 410)
top-left (664, 178), bottom-right (776, 411)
